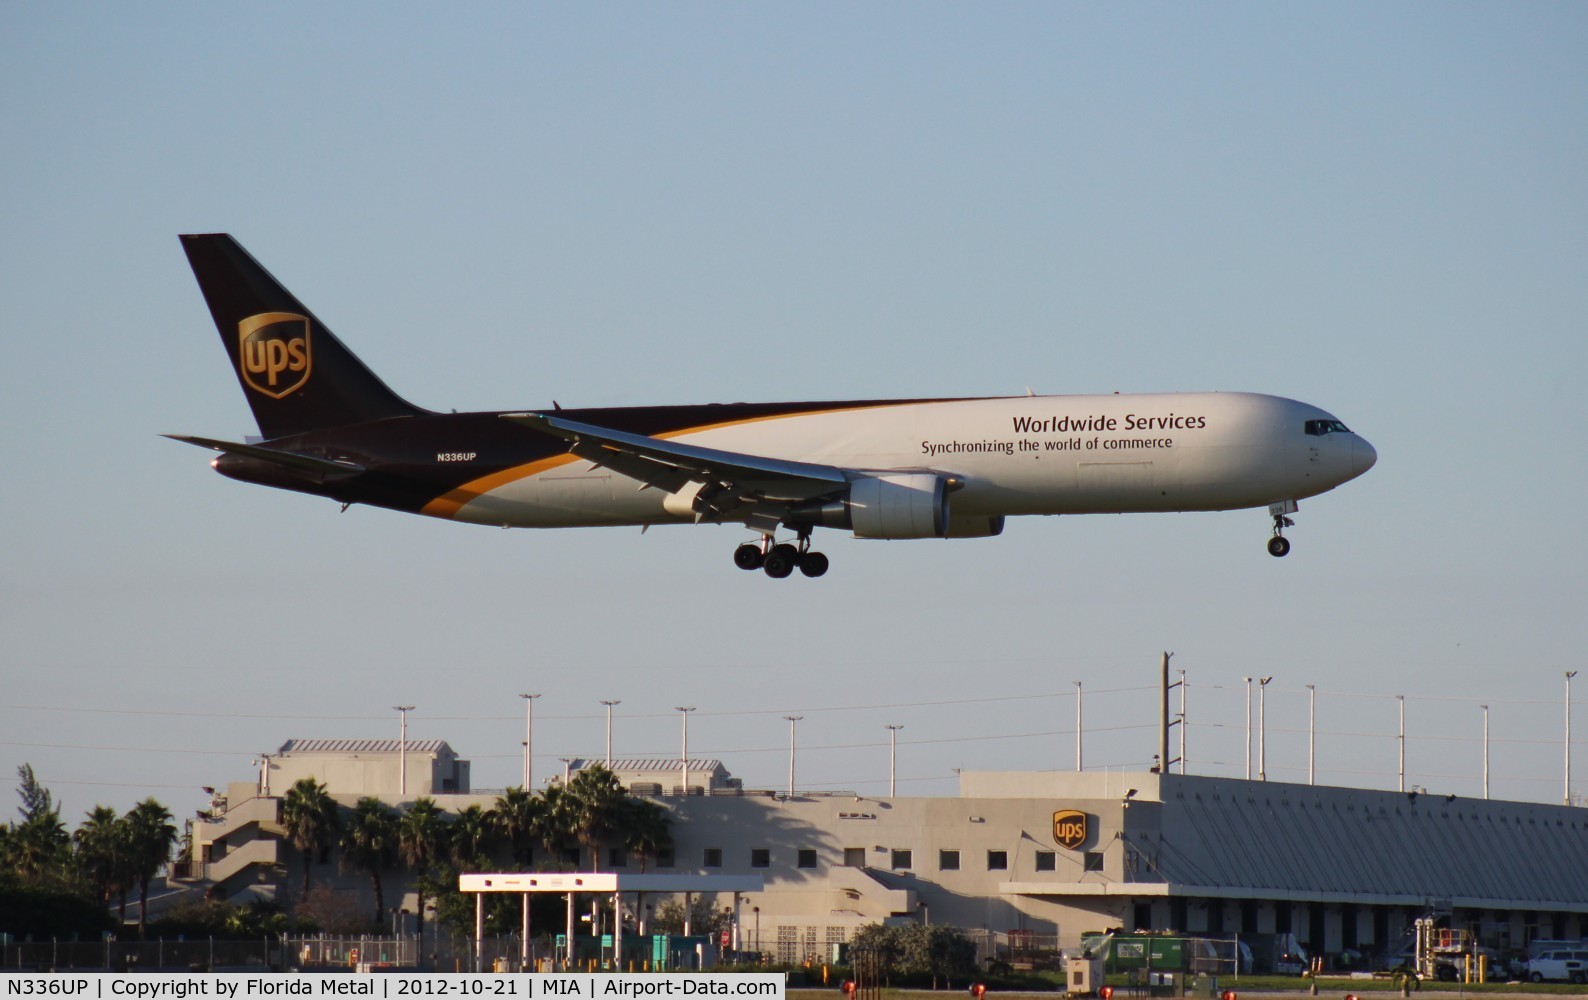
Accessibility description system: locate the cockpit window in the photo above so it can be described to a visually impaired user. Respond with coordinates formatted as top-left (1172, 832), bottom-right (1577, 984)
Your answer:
top-left (1304, 419), bottom-right (1351, 436)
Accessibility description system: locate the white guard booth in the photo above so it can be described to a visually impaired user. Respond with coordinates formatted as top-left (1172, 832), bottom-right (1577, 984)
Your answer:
top-left (458, 872), bottom-right (765, 972)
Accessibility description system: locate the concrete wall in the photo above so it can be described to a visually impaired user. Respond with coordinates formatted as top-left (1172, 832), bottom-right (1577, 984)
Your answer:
top-left (266, 747), bottom-right (467, 798)
top-left (182, 763), bottom-right (1588, 957)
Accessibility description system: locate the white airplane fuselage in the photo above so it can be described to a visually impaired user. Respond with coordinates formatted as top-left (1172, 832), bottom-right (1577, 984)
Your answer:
top-left (443, 392), bottom-right (1374, 529)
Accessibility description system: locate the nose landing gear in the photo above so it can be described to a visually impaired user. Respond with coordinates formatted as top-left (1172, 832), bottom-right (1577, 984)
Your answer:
top-left (1267, 500), bottom-right (1297, 557)
top-left (732, 531), bottom-right (829, 578)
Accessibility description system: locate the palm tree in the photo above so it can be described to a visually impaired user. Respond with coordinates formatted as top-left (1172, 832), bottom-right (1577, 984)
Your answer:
top-left (73, 805), bottom-right (129, 907)
top-left (281, 777), bottom-right (340, 899)
top-left (562, 763), bottom-right (626, 872)
top-left (10, 764), bottom-right (68, 881)
top-left (619, 797), bottom-right (672, 936)
top-left (534, 782), bottom-right (573, 869)
top-left (398, 798), bottom-right (449, 942)
top-left (622, 798), bottom-right (673, 872)
top-left (448, 804), bottom-right (498, 865)
top-left (557, 766), bottom-right (628, 941)
top-left (125, 798), bottom-right (177, 937)
top-left (341, 797), bottom-right (398, 926)
top-left (493, 787), bottom-right (544, 868)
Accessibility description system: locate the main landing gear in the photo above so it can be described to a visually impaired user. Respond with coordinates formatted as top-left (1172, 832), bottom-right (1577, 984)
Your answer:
top-left (1267, 500), bottom-right (1297, 558)
top-left (733, 532), bottom-right (829, 579)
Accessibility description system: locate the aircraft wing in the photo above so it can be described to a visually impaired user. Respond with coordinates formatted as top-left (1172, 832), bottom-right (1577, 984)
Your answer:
top-left (501, 412), bottom-right (849, 514)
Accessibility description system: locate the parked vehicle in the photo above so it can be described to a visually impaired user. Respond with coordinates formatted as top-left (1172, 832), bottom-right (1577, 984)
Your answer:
top-left (1527, 948), bottom-right (1588, 984)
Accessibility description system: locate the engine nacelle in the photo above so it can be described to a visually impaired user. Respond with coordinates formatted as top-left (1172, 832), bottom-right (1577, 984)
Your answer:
top-left (945, 515), bottom-right (1004, 538)
top-left (797, 473), bottom-right (951, 539)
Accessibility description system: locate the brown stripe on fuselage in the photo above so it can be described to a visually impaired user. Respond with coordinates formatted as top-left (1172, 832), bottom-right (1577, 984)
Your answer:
top-left (419, 398), bottom-right (936, 519)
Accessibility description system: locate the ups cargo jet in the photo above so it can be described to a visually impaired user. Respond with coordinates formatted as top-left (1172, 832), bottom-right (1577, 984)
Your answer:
top-left (168, 234), bottom-right (1376, 579)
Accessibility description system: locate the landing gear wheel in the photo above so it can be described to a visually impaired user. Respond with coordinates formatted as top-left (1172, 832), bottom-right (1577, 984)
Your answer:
top-left (799, 551), bottom-right (829, 578)
top-left (733, 542), bottom-right (764, 571)
top-left (763, 543), bottom-right (800, 579)
top-left (1267, 503), bottom-right (1295, 558)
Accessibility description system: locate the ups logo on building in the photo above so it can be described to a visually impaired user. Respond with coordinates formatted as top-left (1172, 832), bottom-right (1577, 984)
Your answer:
top-left (239, 312), bottom-right (311, 398)
top-left (1052, 809), bottom-right (1089, 850)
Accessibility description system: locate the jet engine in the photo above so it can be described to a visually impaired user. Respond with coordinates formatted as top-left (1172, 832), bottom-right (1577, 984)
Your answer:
top-left (793, 472), bottom-right (951, 539)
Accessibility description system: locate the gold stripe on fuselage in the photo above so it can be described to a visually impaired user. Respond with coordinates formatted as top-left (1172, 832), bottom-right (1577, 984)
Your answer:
top-left (420, 453), bottom-right (581, 518)
top-left (419, 400), bottom-right (929, 519)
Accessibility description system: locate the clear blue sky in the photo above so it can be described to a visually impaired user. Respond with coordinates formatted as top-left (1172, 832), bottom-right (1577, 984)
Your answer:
top-left (3, 3), bottom-right (1585, 824)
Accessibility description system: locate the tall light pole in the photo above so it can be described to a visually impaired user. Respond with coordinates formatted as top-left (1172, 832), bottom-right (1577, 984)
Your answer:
top-left (1074, 682), bottom-right (1083, 773)
top-left (1305, 684), bottom-right (1316, 786)
top-left (676, 707), bottom-right (696, 796)
top-left (1244, 678), bottom-right (1253, 781)
top-left (394, 705), bottom-right (415, 797)
top-left (885, 725), bottom-right (904, 796)
top-left (1397, 694), bottom-right (1406, 793)
top-left (1258, 677), bottom-right (1273, 781)
top-left (784, 716), bottom-right (802, 797)
top-left (601, 699), bottom-right (621, 767)
top-left (1567, 671), bottom-right (1578, 806)
top-left (519, 693), bottom-right (540, 789)
top-left (1481, 704), bottom-right (1490, 800)
top-left (1178, 668), bottom-right (1187, 776)
top-left (1158, 652), bottom-right (1174, 775)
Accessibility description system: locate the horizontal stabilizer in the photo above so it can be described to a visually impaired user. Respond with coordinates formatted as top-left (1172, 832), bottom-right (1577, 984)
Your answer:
top-left (162, 434), bottom-right (365, 477)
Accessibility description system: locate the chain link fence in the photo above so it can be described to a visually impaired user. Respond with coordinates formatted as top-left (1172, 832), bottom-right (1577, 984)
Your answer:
top-left (6, 931), bottom-right (767, 974)
top-left (2, 937), bottom-right (273, 972)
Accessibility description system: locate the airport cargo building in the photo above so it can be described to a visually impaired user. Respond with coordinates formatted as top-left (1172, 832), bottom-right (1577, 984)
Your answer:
top-left (182, 744), bottom-right (1588, 963)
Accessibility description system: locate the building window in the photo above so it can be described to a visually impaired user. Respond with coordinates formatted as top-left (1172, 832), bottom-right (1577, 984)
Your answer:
top-left (843, 847), bottom-right (865, 867)
top-left (987, 850), bottom-right (1008, 871)
top-left (1083, 851), bottom-right (1103, 872)
top-left (703, 847), bottom-right (723, 868)
top-left (608, 847), bottom-right (627, 868)
top-left (656, 846), bottom-right (675, 868)
top-left (939, 849), bottom-right (960, 871)
top-left (561, 847), bottom-right (581, 866)
top-left (1035, 851), bottom-right (1056, 872)
top-left (750, 848), bottom-right (770, 869)
top-left (891, 849), bottom-right (913, 870)
top-left (797, 849), bottom-right (818, 870)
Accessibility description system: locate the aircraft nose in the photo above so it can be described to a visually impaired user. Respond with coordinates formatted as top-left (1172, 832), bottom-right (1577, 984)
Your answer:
top-left (1353, 437), bottom-right (1378, 477)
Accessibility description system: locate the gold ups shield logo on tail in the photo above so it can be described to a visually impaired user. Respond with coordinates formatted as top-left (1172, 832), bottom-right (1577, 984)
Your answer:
top-left (1052, 809), bottom-right (1088, 850)
top-left (239, 312), bottom-right (311, 398)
